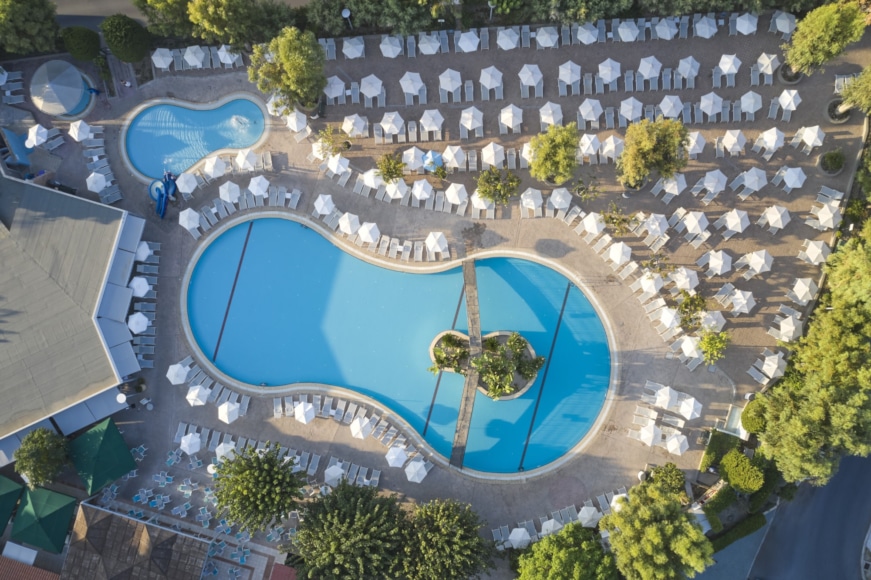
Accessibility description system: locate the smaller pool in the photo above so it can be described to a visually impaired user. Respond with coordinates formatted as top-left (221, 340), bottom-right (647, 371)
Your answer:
top-left (125, 97), bottom-right (265, 179)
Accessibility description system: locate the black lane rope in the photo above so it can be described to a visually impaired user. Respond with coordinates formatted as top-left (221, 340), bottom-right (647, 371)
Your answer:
top-left (423, 284), bottom-right (466, 437)
top-left (211, 221), bottom-right (254, 362)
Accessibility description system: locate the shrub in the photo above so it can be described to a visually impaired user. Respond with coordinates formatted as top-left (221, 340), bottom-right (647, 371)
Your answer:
top-left (821, 149), bottom-right (845, 172)
top-left (700, 430), bottom-right (741, 471)
top-left (471, 333), bottom-right (543, 399)
top-left (100, 14), bottom-right (151, 63)
top-left (741, 398), bottom-right (766, 434)
top-left (699, 329), bottom-right (731, 365)
top-left (711, 513), bottom-right (767, 552)
top-left (476, 167), bottom-right (520, 206)
top-left (702, 485), bottom-right (737, 516)
top-left (428, 335), bottom-right (470, 375)
top-left (779, 483), bottom-right (798, 501)
top-left (706, 512), bottom-right (723, 534)
top-left (376, 154), bottom-right (405, 184)
top-left (62, 26), bottom-right (100, 61)
top-left (720, 450), bottom-right (765, 494)
top-left (748, 466), bottom-right (781, 513)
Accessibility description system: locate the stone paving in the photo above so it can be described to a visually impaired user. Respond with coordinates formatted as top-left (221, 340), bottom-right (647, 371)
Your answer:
top-left (2, 15), bottom-right (870, 579)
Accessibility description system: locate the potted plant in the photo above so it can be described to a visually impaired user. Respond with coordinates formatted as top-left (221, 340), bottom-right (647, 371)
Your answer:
top-left (819, 149), bottom-right (845, 175)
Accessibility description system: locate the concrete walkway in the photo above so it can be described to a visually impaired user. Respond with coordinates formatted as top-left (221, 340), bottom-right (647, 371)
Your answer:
top-left (450, 259), bottom-right (482, 468)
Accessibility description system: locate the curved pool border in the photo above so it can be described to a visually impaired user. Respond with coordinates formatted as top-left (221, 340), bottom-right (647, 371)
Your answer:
top-left (180, 211), bottom-right (620, 483)
top-left (119, 91), bottom-right (271, 183)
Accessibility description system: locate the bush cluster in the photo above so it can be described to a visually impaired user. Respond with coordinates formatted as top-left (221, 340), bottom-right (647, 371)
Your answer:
top-left (748, 466), bottom-right (781, 513)
top-left (100, 14), bottom-right (151, 63)
top-left (701, 485), bottom-right (737, 534)
top-left (429, 334), bottom-right (470, 375)
top-left (741, 398), bottom-right (766, 434)
top-left (720, 450), bottom-right (765, 494)
top-left (61, 27), bottom-right (101, 61)
top-left (472, 333), bottom-right (544, 399)
top-left (699, 430), bottom-right (741, 471)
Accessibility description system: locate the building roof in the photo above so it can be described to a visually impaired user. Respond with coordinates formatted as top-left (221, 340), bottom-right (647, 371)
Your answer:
top-left (0, 176), bottom-right (142, 440)
top-left (61, 504), bottom-right (209, 579)
top-left (0, 556), bottom-right (59, 580)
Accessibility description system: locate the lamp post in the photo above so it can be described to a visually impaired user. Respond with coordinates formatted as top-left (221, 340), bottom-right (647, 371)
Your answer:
top-left (342, 8), bottom-right (353, 29)
top-left (488, 1), bottom-right (496, 21)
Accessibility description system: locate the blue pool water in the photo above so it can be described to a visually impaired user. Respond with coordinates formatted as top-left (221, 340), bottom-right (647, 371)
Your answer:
top-left (187, 218), bottom-right (611, 473)
top-left (126, 97), bottom-right (264, 179)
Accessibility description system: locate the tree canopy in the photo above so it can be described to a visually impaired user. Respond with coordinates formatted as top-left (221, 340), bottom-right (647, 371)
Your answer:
top-left (293, 481), bottom-right (406, 579)
top-left (528, 122), bottom-right (580, 185)
top-left (14, 428), bottom-right (68, 489)
top-left (100, 14), bottom-right (151, 63)
top-left (189, 0), bottom-right (295, 46)
top-left (307, 0), bottom-right (431, 36)
top-left (517, 522), bottom-right (618, 580)
top-left (601, 481), bottom-right (714, 579)
top-left (784, 1), bottom-right (866, 75)
top-left (758, 221), bottom-right (871, 485)
top-left (248, 26), bottom-right (325, 109)
top-left (0, 0), bottom-right (58, 55)
top-left (842, 67), bottom-right (871, 114)
top-left (699, 329), bottom-right (731, 365)
top-left (402, 499), bottom-right (495, 580)
top-left (133, 0), bottom-right (194, 38)
top-left (214, 441), bottom-right (303, 532)
top-left (649, 463), bottom-right (687, 499)
top-left (719, 449), bottom-right (765, 493)
top-left (476, 167), bottom-right (520, 205)
top-left (617, 117), bottom-right (688, 189)
top-left (61, 27), bottom-right (101, 61)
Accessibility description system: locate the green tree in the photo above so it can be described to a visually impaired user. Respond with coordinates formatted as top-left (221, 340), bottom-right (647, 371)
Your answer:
top-left (14, 428), bottom-right (68, 489)
top-left (719, 450), bottom-right (765, 493)
top-left (617, 117), bottom-right (688, 188)
top-left (100, 14), bottom-right (151, 63)
top-left (381, 0), bottom-right (432, 36)
top-left (602, 201), bottom-right (638, 236)
top-left (784, 1), bottom-right (866, 75)
top-left (61, 26), bottom-right (101, 61)
top-left (699, 329), bottom-right (730, 365)
top-left (476, 167), bottom-right (520, 206)
top-left (214, 441), bottom-right (304, 532)
top-left (248, 26), bottom-right (325, 109)
top-left (676, 290), bottom-right (706, 330)
top-left (133, 0), bottom-right (194, 37)
top-left (602, 481), bottom-right (714, 580)
top-left (402, 499), bottom-right (494, 580)
top-left (528, 122), bottom-right (580, 185)
top-left (741, 398), bottom-right (766, 434)
top-left (189, 0), bottom-right (293, 46)
top-left (518, 522), bottom-right (618, 580)
top-left (561, 0), bottom-right (632, 23)
top-left (376, 153), bottom-right (405, 184)
top-left (841, 67), bottom-right (871, 114)
top-left (305, 0), bottom-right (345, 36)
top-left (649, 463), bottom-right (687, 499)
top-left (294, 481), bottom-right (405, 579)
top-left (0, 0), bottom-right (58, 54)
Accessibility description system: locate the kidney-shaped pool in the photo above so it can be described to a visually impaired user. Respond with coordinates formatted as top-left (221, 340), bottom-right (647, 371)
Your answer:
top-left (185, 217), bottom-right (611, 473)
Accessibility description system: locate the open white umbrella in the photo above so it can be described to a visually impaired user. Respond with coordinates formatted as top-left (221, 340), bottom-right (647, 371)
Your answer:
top-left (722, 130), bottom-right (746, 154)
top-left (559, 61), bottom-right (581, 84)
top-left (518, 64), bottom-right (542, 87)
top-left (579, 506), bottom-right (602, 527)
top-left (740, 91), bottom-right (762, 114)
top-left (443, 146), bottom-right (466, 169)
top-left (68, 120), bottom-right (91, 142)
top-left (405, 459), bottom-right (428, 483)
top-left (680, 336), bottom-right (702, 359)
top-left (460, 107), bottom-right (484, 130)
top-left (215, 441), bottom-right (236, 462)
top-left (536, 26), bottom-right (559, 48)
top-left (86, 171), bottom-right (106, 193)
top-left (358, 222), bottom-right (380, 244)
top-left (679, 397), bottom-right (702, 420)
top-left (759, 127), bottom-right (784, 150)
top-left (380, 35), bottom-right (402, 58)
top-left (457, 30), bottom-right (480, 52)
top-left (780, 315), bottom-right (803, 341)
top-left (618, 20), bottom-right (639, 41)
top-left (578, 134), bottom-right (599, 158)
top-left (539, 102), bottom-right (562, 127)
top-left (774, 11), bottom-right (796, 34)
top-left (324, 76), bottom-right (345, 99)
top-left (295, 401), bottom-right (315, 424)
top-left (386, 179), bottom-right (408, 200)
top-left (686, 132), bottom-right (706, 156)
top-left (326, 153), bottom-right (351, 176)
top-left (758, 53), bottom-right (781, 75)
top-left (700, 92), bottom-right (723, 116)
top-left (540, 518), bottom-right (563, 537)
top-left (127, 312), bottom-right (149, 334)
top-left (666, 434), bottom-right (689, 455)
top-left (217, 44), bottom-right (235, 64)
top-left (128, 276), bottom-right (150, 298)
top-left (521, 187), bottom-right (543, 209)
top-left (179, 208), bottom-right (200, 230)
top-left (385, 446), bottom-right (408, 467)
top-left (677, 56), bottom-right (700, 79)
top-left (166, 363), bottom-right (190, 385)
top-left (683, 212), bottom-right (709, 235)
top-left (342, 36), bottom-right (364, 59)
top-left (550, 188), bottom-right (572, 210)
top-left (180, 432), bottom-right (201, 455)
top-left (779, 89), bottom-right (801, 111)
top-left (175, 172), bottom-right (197, 194)
top-left (521, 143), bottom-right (534, 165)
top-left (707, 250), bottom-right (732, 276)
top-left (362, 169), bottom-right (384, 190)
top-left (508, 527), bottom-right (531, 549)
top-left (186, 384), bottom-right (209, 407)
top-left (500, 104), bottom-right (523, 129)
top-left (639, 56), bottom-right (662, 80)
top-left (380, 112), bottom-right (404, 136)
top-left (764, 205), bottom-right (791, 229)
top-left (412, 179), bottom-right (433, 200)
top-left (399, 71), bottom-right (424, 95)
top-left (314, 194), bottom-right (335, 216)
top-left (700, 310), bottom-right (727, 332)
top-left (403, 146), bottom-right (425, 171)
top-left (218, 401), bottom-right (240, 424)
top-left (611, 494), bottom-right (629, 512)
top-left (419, 33), bottom-right (440, 55)
top-left (800, 125), bottom-right (825, 148)
top-left (762, 352), bottom-right (787, 378)
top-left (609, 242), bottom-right (631, 266)
top-left (644, 214), bottom-right (669, 237)
top-left (663, 174), bottom-right (687, 196)
top-left (135, 240), bottom-right (151, 262)
top-left (479, 66), bottom-right (503, 90)
top-left (659, 95), bottom-right (683, 119)
top-left (497, 27), bottom-right (519, 50)
top-left (266, 94), bottom-right (284, 117)
top-left (601, 136), bottom-right (624, 161)
top-left (656, 385), bottom-right (679, 409)
top-left (792, 278), bottom-right (818, 305)
top-left (719, 54), bottom-right (741, 75)
top-left (439, 69), bottom-right (462, 93)
top-left (598, 59), bottom-right (621, 84)
top-left (694, 15), bottom-right (717, 38)
top-left (817, 202), bottom-right (842, 230)
top-left (425, 231), bottom-right (449, 253)
top-left (470, 191), bottom-right (494, 210)
top-left (583, 212), bottom-right (605, 235)
top-left (419, 110), bottom-right (444, 133)
top-left (782, 167), bottom-right (806, 190)
top-left (671, 267), bottom-right (699, 291)
top-left (248, 174), bottom-right (270, 197)
top-left (236, 148), bottom-right (257, 171)
top-left (731, 290), bottom-right (756, 314)
top-left (324, 464), bottom-right (344, 487)
top-left (151, 48), bottom-right (173, 69)
top-left (338, 212), bottom-right (361, 235)
top-left (620, 97), bottom-right (643, 123)
top-left (737, 13), bottom-right (758, 34)
top-left (640, 423), bottom-right (662, 446)
top-left (204, 156), bottom-right (226, 179)
top-left (659, 307), bottom-right (679, 329)
top-left (482, 142), bottom-right (505, 168)
top-left (804, 240), bottom-right (831, 265)
top-left (360, 74), bottom-right (382, 98)
top-left (219, 181), bottom-right (241, 204)
top-left (745, 249), bottom-right (773, 275)
top-left (703, 170), bottom-right (727, 194)
top-left (350, 417), bottom-right (373, 439)
top-left (445, 183), bottom-right (468, 205)
top-left (579, 98), bottom-right (603, 121)
top-left (342, 114), bottom-right (367, 137)
top-left (656, 18), bottom-right (678, 40)
top-left (184, 45), bottom-right (205, 67)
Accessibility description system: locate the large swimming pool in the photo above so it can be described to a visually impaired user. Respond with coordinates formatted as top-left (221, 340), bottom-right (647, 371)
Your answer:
top-left (125, 97), bottom-right (265, 179)
top-left (186, 218), bottom-right (611, 473)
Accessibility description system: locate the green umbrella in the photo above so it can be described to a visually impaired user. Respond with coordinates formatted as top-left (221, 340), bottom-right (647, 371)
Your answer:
top-left (11, 488), bottom-right (76, 553)
top-left (69, 418), bottom-right (136, 495)
top-left (0, 476), bottom-right (23, 535)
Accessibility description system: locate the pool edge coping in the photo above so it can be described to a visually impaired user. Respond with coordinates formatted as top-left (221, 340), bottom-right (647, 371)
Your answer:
top-left (179, 210), bottom-right (620, 483)
top-left (119, 91), bottom-right (272, 184)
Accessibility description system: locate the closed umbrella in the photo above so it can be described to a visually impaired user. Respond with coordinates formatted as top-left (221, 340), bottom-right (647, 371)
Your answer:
top-left (620, 97), bottom-right (643, 122)
top-left (342, 114), bottom-right (367, 137)
top-left (737, 13), bottom-right (758, 34)
top-left (400, 72), bottom-right (423, 95)
top-left (342, 36), bottom-right (364, 59)
top-left (644, 214), bottom-right (669, 237)
top-left (385, 446), bottom-right (408, 467)
top-left (718, 54), bottom-right (741, 75)
top-left (659, 95), bottom-right (683, 118)
top-left (640, 423), bottom-right (662, 446)
top-left (248, 174), bottom-right (270, 197)
top-left (380, 36), bottom-right (402, 58)
top-left (443, 146), bottom-right (466, 169)
top-left (583, 212), bottom-right (605, 235)
top-left (419, 34), bottom-right (440, 55)
top-left (579, 506), bottom-right (602, 527)
top-left (215, 442), bottom-right (236, 462)
top-left (707, 250), bottom-right (732, 275)
top-left (722, 130), bottom-right (746, 154)
top-left (323, 76), bottom-right (345, 99)
top-left (656, 18), bottom-right (678, 40)
top-left (479, 66), bottom-right (503, 90)
top-left (180, 433), bottom-right (201, 455)
top-left (742, 168), bottom-right (767, 192)
top-left (128, 312), bottom-right (148, 334)
top-left (166, 363), bottom-right (190, 385)
top-left (151, 48), bottom-right (173, 69)
top-left (175, 173), bottom-right (197, 194)
top-left (817, 203), bottom-right (842, 229)
top-left (508, 527), bottom-right (531, 549)
top-left (380, 112), bottom-right (404, 136)
top-left (457, 30), bottom-right (480, 52)
top-left (500, 104), bottom-right (523, 129)
top-left (218, 401), bottom-right (240, 424)
top-left (217, 44), bottom-right (235, 64)
top-left (184, 45), bottom-right (205, 67)
top-left (403, 146), bottom-right (425, 171)
top-left (179, 208), bottom-right (200, 230)
top-left (360, 74), bottom-right (383, 99)
top-left (236, 148), bottom-right (257, 170)
top-left (601, 136), bottom-right (624, 160)
top-left (759, 127), bottom-right (784, 150)
top-left (439, 69), bottom-right (462, 92)
top-left (579, 134), bottom-right (600, 157)
top-left (686, 131), bottom-right (706, 156)
top-left (405, 459), bottom-right (428, 483)
top-left (518, 64), bottom-right (542, 87)
top-left (294, 401), bottom-right (315, 424)
top-left (666, 434), bottom-right (689, 455)
top-left (540, 518), bottom-right (563, 536)
top-left (740, 91), bottom-right (762, 114)
top-left (804, 240), bottom-right (831, 265)
top-left (536, 26), bottom-right (559, 48)
top-left (764, 205), bottom-right (791, 229)
top-left (703, 170), bottom-right (727, 194)
top-left (638, 56), bottom-right (662, 80)
top-left (497, 27), bottom-right (519, 50)
top-left (87, 171), bottom-right (106, 193)
top-left (425, 232), bottom-right (449, 253)
top-left (204, 156), bottom-right (226, 179)
top-left (782, 167), bottom-right (806, 190)
top-left (358, 222), bottom-right (380, 244)
top-left (684, 211), bottom-right (709, 235)
top-left (700, 92), bottom-right (723, 116)
top-left (445, 183), bottom-right (468, 205)
top-left (460, 107), bottom-right (483, 130)
top-left (412, 180), bottom-right (433, 200)
top-left (598, 59), bottom-right (621, 84)
top-left (68, 120), bottom-right (91, 142)
top-left (618, 20), bottom-right (639, 41)
top-left (758, 53), bottom-right (781, 75)
top-left (185, 384), bottom-right (209, 407)
top-left (550, 188), bottom-right (572, 210)
top-left (677, 56), bottom-right (700, 79)
top-left (579, 98), bottom-right (603, 121)
top-left (663, 174), bottom-right (687, 196)
top-left (482, 142), bottom-right (505, 168)
top-left (731, 290), bottom-right (756, 314)
top-left (219, 181), bottom-right (241, 204)
top-left (539, 102), bottom-right (562, 127)
top-left (386, 179), bottom-right (409, 200)
top-left (609, 242), bottom-right (631, 266)
top-left (314, 194), bottom-right (335, 216)
top-left (350, 417), bottom-right (373, 439)
top-left (694, 15), bottom-right (717, 38)
top-left (559, 61), bottom-right (581, 85)
top-left (128, 276), bottom-right (150, 298)
top-left (779, 89), bottom-right (801, 111)
top-left (520, 188), bottom-right (543, 209)
top-left (338, 212), bottom-right (360, 235)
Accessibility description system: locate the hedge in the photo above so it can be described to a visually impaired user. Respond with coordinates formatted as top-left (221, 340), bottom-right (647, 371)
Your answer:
top-left (741, 398), bottom-right (766, 433)
top-left (720, 450), bottom-right (765, 493)
top-left (700, 430), bottom-right (741, 471)
top-left (712, 513), bottom-right (767, 552)
top-left (61, 26), bottom-right (101, 61)
top-left (100, 14), bottom-right (151, 63)
top-left (748, 466), bottom-right (781, 513)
